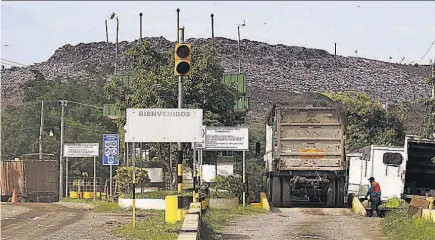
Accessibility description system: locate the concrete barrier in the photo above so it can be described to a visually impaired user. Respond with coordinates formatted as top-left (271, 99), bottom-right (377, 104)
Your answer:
top-left (421, 209), bottom-right (435, 223)
top-left (177, 202), bottom-right (202, 240)
top-left (251, 192), bottom-right (271, 211)
top-left (349, 194), bottom-right (367, 217)
top-left (118, 198), bottom-right (165, 210)
top-left (209, 198), bottom-right (239, 209)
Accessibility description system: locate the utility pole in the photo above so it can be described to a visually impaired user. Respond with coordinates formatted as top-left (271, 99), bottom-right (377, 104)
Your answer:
top-left (59, 100), bottom-right (67, 201)
top-left (432, 59), bottom-right (435, 99)
top-left (39, 101), bottom-right (44, 160)
top-left (115, 17), bottom-right (119, 74)
top-left (211, 14), bottom-right (215, 49)
top-left (334, 42), bottom-right (337, 68)
top-left (237, 21), bottom-right (245, 74)
top-left (105, 20), bottom-right (109, 45)
top-left (139, 13), bottom-right (143, 41)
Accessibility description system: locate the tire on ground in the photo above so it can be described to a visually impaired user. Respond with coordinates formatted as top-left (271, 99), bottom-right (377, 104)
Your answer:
top-left (282, 177), bottom-right (291, 207)
top-left (272, 177), bottom-right (282, 207)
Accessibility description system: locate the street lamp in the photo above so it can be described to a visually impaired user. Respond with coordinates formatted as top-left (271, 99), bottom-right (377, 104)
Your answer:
top-left (237, 20), bottom-right (246, 74)
top-left (105, 13), bottom-right (119, 74)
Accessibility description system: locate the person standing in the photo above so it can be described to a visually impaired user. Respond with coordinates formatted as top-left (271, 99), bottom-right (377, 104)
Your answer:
top-left (365, 177), bottom-right (381, 217)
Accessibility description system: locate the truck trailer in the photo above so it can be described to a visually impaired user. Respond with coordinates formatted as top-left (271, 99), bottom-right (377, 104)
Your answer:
top-left (264, 93), bottom-right (347, 207)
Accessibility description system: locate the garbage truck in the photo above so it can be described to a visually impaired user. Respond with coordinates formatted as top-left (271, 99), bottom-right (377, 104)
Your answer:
top-left (264, 92), bottom-right (348, 207)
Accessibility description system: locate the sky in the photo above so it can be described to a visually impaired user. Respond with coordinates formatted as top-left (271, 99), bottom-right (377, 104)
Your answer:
top-left (1, 1), bottom-right (435, 67)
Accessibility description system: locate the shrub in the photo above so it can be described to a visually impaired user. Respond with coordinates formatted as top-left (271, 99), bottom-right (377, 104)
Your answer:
top-left (211, 175), bottom-right (243, 201)
top-left (381, 210), bottom-right (435, 240)
top-left (114, 167), bottom-right (150, 194)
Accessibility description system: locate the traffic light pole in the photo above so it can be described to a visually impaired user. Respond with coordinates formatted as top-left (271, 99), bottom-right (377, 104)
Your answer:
top-left (177, 26), bottom-right (185, 194)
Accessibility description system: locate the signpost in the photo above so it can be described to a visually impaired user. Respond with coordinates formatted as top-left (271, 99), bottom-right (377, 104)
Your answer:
top-left (63, 143), bottom-right (100, 201)
top-left (103, 134), bottom-right (119, 197)
top-left (196, 126), bottom-right (249, 206)
top-left (125, 108), bottom-right (203, 143)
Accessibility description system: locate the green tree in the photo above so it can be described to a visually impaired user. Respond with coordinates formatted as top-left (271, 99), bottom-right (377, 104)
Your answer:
top-left (1, 70), bottom-right (117, 179)
top-left (104, 40), bottom-right (238, 189)
top-left (324, 91), bottom-right (405, 150)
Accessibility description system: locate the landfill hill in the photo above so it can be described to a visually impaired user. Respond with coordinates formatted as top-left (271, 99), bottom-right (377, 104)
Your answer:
top-left (1, 37), bottom-right (431, 123)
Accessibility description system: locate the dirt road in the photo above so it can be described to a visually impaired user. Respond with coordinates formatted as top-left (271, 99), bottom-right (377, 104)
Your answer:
top-left (1, 202), bottom-right (126, 240)
top-left (221, 208), bottom-right (387, 240)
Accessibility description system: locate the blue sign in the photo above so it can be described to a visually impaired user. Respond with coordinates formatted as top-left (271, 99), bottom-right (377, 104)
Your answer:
top-left (103, 134), bottom-right (119, 166)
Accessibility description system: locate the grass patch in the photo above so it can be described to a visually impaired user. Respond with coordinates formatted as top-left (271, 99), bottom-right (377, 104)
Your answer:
top-left (201, 206), bottom-right (268, 239)
top-left (61, 198), bottom-right (123, 212)
top-left (381, 210), bottom-right (435, 240)
top-left (114, 210), bottom-right (182, 240)
top-left (121, 190), bottom-right (193, 199)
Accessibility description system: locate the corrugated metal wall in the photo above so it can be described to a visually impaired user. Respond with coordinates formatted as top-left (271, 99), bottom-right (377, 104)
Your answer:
top-left (23, 161), bottom-right (58, 194)
top-left (1, 160), bottom-right (58, 197)
top-left (1, 161), bottom-right (24, 195)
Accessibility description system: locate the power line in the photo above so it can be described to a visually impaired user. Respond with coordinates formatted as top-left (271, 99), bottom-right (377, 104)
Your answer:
top-left (1, 58), bottom-right (27, 67)
top-left (418, 39), bottom-right (435, 64)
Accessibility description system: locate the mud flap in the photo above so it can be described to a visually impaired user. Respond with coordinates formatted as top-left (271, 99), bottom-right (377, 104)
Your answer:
top-left (272, 177), bottom-right (282, 207)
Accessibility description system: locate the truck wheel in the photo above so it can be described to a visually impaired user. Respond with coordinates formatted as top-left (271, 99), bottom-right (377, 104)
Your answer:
top-left (327, 178), bottom-right (336, 207)
top-left (272, 177), bottom-right (282, 207)
top-left (266, 178), bottom-right (272, 200)
top-left (282, 178), bottom-right (291, 207)
top-left (336, 177), bottom-right (345, 207)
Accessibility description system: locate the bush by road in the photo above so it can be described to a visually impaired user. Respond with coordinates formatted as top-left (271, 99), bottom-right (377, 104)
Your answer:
top-left (381, 210), bottom-right (435, 240)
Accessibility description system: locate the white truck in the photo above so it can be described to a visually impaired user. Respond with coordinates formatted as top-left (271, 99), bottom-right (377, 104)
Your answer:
top-left (347, 135), bottom-right (435, 201)
top-left (347, 145), bottom-right (406, 201)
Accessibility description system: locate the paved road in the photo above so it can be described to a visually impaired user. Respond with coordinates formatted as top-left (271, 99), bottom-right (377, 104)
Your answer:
top-left (221, 208), bottom-right (387, 240)
top-left (1, 203), bottom-right (125, 240)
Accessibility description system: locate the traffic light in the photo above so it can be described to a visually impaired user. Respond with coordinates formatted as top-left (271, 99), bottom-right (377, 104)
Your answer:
top-left (174, 43), bottom-right (192, 76)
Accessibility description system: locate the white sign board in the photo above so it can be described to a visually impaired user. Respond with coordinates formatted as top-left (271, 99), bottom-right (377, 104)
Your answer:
top-left (126, 108), bottom-right (203, 143)
top-left (64, 143), bottom-right (99, 157)
top-left (194, 125), bottom-right (206, 149)
top-left (204, 127), bottom-right (249, 151)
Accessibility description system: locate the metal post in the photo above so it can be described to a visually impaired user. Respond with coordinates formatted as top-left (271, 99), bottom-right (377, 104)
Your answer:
top-left (177, 9), bottom-right (180, 45)
top-left (39, 101), bottom-right (44, 160)
top-left (66, 157), bottom-right (69, 198)
top-left (93, 156), bottom-right (96, 201)
top-left (132, 143), bottom-right (136, 228)
top-left (59, 100), bottom-right (65, 201)
top-left (139, 12), bottom-right (143, 40)
top-left (211, 14), bottom-right (215, 48)
top-left (334, 42), bottom-right (337, 67)
top-left (199, 150), bottom-right (203, 184)
top-left (177, 26), bottom-right (185, 194)
top-left (432, 59), bottom-right (435, 99)
top-left (238, 25), bottom-right (241, 74)
top-left (109, 164), bottom-right (113, 196)
top-left (126, 143), bottom-right (129, 167)
top-left (242, 150), bottom-right (246, 206)
top-left (193, 144), bottom-right (197, 202)
top-left (115, 17), bottom-right (119, 74)
top-left (105, 20), bottom-right (109, 45)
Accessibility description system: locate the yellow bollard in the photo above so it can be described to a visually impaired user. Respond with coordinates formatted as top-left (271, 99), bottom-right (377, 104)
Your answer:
top-left (428, 197), bottom-right (434, 210)
top-left (165, 195), bottom-right (178, 224)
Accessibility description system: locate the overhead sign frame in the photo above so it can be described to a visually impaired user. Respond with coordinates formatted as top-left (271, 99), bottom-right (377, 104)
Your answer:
top-left (125, 108), bottom-right (203, 143)
top-left (103, 134), bottom-right (119, 166)
top-left (63, 143), bottom-right (100, 158)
